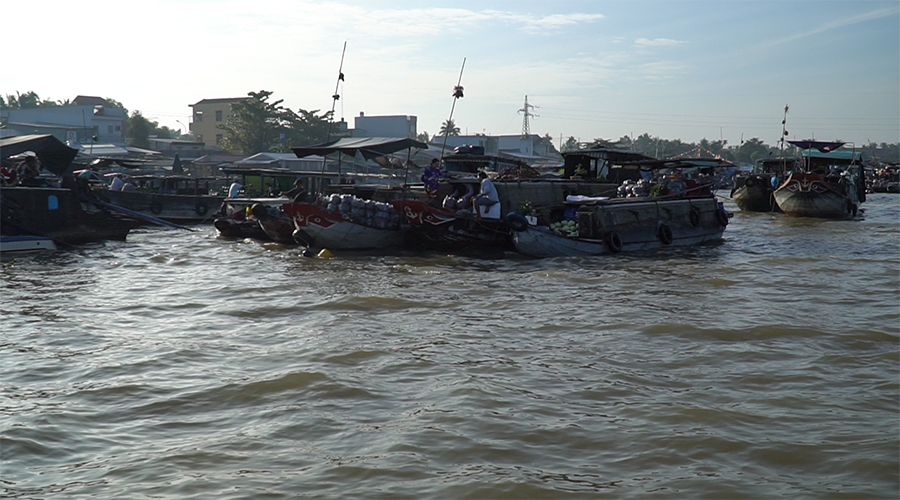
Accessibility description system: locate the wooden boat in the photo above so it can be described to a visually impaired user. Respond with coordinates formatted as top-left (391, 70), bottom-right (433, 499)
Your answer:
top-left (773, 141), bottom-right (866, 219)
top-left (1, 135), bottom-right (140, 246)
top-left (282, 137), bottom-right (428, 250)
top-left (213, 166), bottom-right (305, 241)
top-left (511, 196), bottom-right (728, 258)
top-left (730, 158), bottom-right (799, 213)
top-left (96, 174), bottom-right (225, 224)
top-left (284, 199), bottom-right (407, 250)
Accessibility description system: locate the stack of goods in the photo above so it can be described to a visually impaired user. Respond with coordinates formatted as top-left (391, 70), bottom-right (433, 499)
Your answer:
top-left (324, 194), bottom-right (401, 229)
top-left (617, 179), bottom-right (654, 197)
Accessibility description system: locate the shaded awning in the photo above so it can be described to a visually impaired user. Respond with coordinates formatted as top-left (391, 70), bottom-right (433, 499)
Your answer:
top-left (292, 137), bottom-right (427, 161)
top-left (788, 140), bottom-right (845, 153)
top-left (0, 134), bottom-right (79, 175)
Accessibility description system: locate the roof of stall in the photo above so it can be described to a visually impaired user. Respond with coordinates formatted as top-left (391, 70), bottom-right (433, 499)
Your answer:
top-left (292, 137), bottom-right (428, 160)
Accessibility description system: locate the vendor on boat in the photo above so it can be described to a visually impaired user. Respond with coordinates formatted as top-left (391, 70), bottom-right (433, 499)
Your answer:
top-left (473, 171), bottom-right (500, 219)
top-left (284, 178), bottom-right (308, 203)
top-left (421, 158), bottom-right (445, 200)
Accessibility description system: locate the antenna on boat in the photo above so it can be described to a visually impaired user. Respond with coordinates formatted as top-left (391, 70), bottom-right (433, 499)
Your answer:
top-left (440, 57), bottom-right (466, 160)
top-left (320, 41), bottom-right (348, 184)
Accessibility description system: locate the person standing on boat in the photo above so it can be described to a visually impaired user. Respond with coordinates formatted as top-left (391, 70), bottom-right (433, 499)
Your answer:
top-left (421, 158), bottom-right (445, 201)
top-left (284, 178), bottom-right (308, 203)
top-left (473, 171), bottom-right (500, 219)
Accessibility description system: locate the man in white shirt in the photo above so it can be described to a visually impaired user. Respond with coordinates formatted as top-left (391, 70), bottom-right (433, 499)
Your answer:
top-left (473, 171), bottom-right (500, 219)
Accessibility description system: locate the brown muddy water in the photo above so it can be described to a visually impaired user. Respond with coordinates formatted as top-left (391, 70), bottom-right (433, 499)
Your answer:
top-left (2, 194), bottom-right (898, 499)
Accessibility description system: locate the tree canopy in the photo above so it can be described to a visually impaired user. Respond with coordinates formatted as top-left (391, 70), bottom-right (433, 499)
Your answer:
top-left (218, 90), bottom-right (334, 154)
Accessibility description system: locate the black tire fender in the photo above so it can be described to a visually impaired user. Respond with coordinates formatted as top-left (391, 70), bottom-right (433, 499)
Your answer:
top-left (505, 213), bottom-right (529, 232)
top-left (658, 223), bottom-right (673, 245)
top-left (195, 202), bottom-right (208, 216)
top-left (606, 231), bottom-right (623, 253)
top-left (149, 200), bottom-right (163, 215)
top-left (744, 176), bottom-right (756, 188)
top-left (689, 206), bottom-right (701, 227)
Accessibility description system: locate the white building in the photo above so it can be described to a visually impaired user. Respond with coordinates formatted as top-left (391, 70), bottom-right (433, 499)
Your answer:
top-left (1, 96), bottom-right (127, 146)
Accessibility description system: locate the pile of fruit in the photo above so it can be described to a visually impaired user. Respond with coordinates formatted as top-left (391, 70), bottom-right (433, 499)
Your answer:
top-left (550, 220), bottom-right (579, 237)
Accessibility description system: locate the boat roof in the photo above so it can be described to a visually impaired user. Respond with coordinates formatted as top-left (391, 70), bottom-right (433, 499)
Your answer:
top-left (0, 134), bottom-right (79, 175)
top-left (787, 140), bottom-right (845, 152)
top-left (292, 137), bottom-right (428, 160)
top-left (802, 149), bottom-right (861, 162)
top-left (561, 148), bottom-right (655, 164)
top-left (629, 157), bottom-right (736, 170)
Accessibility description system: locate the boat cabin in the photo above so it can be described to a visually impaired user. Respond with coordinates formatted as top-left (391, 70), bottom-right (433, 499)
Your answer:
top-left (561, 149), bottom-right (655, 182)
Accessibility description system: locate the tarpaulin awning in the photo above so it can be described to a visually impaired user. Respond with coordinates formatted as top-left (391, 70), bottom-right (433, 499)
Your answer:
top-left (0, 134), bottom-right (79, 175)
top-left (292, 137), bottom-right (428, 160)
top-left (788, 140), bottom-right (845, 153)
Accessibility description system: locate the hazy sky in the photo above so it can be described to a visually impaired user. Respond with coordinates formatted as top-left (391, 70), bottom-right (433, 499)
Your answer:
top-left (5, 0), bottom-right (898, 148)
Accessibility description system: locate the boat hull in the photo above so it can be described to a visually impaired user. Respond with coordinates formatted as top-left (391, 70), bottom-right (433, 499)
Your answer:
top-left (773, 172), bottom-right (862, 219)
top-left (1, 186), bottom-right (138, 245)
top-left (0, 235), bottom-right (57, 254)
top-left (731, 174), bottom-right (780, 212)
top-left (512, 197), bottom-right (727, 258)
top-left (393, 200), bottom-right (511, 251)
top-left (284, 202), bottom-right (405, 250)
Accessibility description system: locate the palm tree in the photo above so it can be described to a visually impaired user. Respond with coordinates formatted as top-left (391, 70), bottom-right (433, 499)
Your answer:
top-left (439, 119), bottom-right (460, 137)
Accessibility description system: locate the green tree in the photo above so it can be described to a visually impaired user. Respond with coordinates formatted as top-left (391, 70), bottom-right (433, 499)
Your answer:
top-left (417, 131), bottom-right (431, 144)
top-left (560, 136), bottom-right (579, 152)
top-left (584, 137), bottom-right (620, 149)
top-left (439, 119), bottom-right (460, 137)
top-left (219, 90), bottom-right (302, 154)
top-left (1, 91), bottom-right (58, 109)
top-left (128, 111), bottom-right (153, 148)
top-left (732, 137), bottom-right (772, 164)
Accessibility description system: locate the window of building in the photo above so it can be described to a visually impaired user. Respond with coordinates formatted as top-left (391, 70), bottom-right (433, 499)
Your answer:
top-left (215, 110), bottom-right (223, 122)
top-left (115, 125), bottom-right (121, 131)
top-left (195, 113), bottom-right (203, 123)
top-left (197, 134), bottom-right (203, 143)
top-left (216, 134), bottom-right (223, 145)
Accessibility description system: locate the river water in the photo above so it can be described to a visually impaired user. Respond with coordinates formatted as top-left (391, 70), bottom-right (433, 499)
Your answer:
top-left (2, 194), bottom-right (898, 499)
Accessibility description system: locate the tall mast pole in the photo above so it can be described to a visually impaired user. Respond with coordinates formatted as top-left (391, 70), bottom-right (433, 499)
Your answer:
top-left (440, 58), bottom-right (466, 160)
top-left (779, 104), bottom-right (789, 175)
top-left (321, 41), bottom-right (348, 182)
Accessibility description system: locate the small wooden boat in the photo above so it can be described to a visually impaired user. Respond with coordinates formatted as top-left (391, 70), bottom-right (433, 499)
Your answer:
top-left (773, 141), bottom-right (866, 219)
top-left (97, 174), bottom-right (225, 224)
top-left (1, 135), bottom-right (140, 246)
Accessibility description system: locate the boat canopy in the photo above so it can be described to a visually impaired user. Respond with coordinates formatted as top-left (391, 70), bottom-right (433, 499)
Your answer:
top-left (788, 140), bottom-right (845, 153)
top-left (292, 137), bottom-right (428, 160)
top-left (0, 134), bottom-right (79, 175)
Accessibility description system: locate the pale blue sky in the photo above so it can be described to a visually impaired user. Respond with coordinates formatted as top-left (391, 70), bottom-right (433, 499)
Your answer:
top-left (5, 0), bottom-right (898, 148)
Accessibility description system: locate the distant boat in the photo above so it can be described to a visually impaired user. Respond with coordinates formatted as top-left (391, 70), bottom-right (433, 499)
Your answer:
top-left (773, 141), bottom-right (866, 219)
top-left (731, 158), bottom-right (799, 213)
top-left (95, 174), bottom-right (226, 224)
